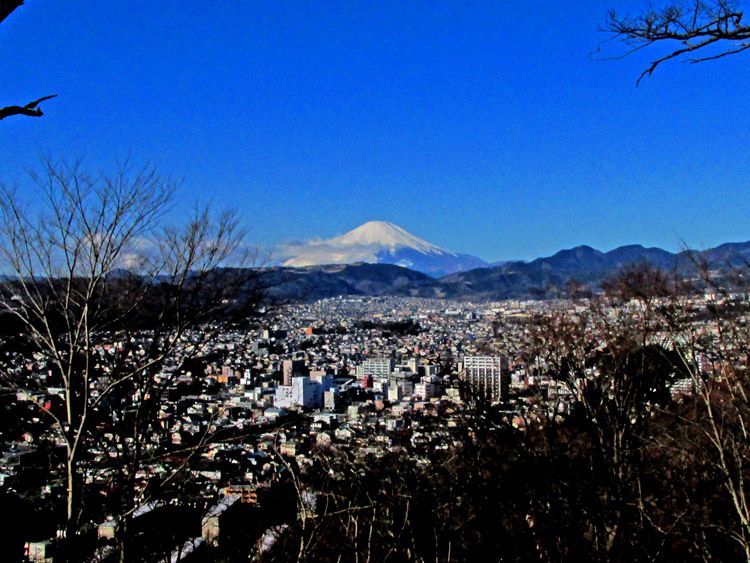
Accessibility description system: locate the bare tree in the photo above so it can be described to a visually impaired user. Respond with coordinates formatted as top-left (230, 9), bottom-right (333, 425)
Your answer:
top-left (606, 0), bottom-right (750, 84)
top-left (492, 266), bottom-right (697, 558)
top-left (656, 259), bottom-right (750, 560)
top-left (0, 158), bottom-right (261, 561)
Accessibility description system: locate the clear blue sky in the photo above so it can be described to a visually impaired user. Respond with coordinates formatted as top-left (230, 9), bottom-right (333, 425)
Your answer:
top-left (1, 1), bottom-right (748, 262)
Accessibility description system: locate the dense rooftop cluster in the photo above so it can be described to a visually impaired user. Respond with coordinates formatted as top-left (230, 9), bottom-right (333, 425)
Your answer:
top-left (3, 285), bottom-right (749, 561)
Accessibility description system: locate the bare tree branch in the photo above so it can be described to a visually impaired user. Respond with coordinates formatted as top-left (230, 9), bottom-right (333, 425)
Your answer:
top-left (605, 1), bottom-right (750, 84)
top-left (0, 94), bottom-right (58, 120)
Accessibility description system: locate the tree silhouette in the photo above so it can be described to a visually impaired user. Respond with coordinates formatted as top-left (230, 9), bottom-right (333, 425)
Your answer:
top-left (0, 158), bottom-right (262, 561)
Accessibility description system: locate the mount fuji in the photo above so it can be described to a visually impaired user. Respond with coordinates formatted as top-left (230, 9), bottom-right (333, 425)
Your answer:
top-left (280, 221), bottom-right (488, 277)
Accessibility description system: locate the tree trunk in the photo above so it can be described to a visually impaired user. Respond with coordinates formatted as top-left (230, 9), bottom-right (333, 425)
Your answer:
top-left (118, 516), bottom-right (129, 563)
top-left (58, 455), bottom-right (80, 563)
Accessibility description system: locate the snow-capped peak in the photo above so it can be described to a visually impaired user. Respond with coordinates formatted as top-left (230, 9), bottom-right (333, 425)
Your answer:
top-left (331, 221), bottom-right (448, 255)
top-left (279, 220), bottom-right (488, 276)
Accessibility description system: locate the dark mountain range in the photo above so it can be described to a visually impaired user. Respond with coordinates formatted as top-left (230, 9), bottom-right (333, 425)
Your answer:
top-left (256, 240), bottom-right (750, 302)
top-left (437, 241), bottom-right (750, 300)
top-left (698, 241), bottom-right (750, 268)
top-left (258, 263), bottom-right (436, 302)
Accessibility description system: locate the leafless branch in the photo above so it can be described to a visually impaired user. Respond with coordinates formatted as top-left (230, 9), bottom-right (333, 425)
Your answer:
top-left (0, 94), bottom-right (58, 120)
top-left (605, 1), bottom-right (750, 83)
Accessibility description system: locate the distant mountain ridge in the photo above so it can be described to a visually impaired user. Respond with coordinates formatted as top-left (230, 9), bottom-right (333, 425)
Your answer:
top-left (436, 241), bottom-right (750, 299)
top-left (260, 240), bottom-right (750, 302)
top-left (279, 221), bottom-right (488, 277)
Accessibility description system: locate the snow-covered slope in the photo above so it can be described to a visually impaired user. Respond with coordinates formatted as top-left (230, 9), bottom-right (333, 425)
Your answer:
top-left (280, 221), bottom-right (488, 277)
top-left (330, 221), bottom-right (449, 255)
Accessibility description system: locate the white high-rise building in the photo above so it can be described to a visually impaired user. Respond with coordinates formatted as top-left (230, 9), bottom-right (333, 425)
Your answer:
top-left (274, 376), bottom-right (327, 409)
top-left (292, 376), bottom-right (323, 409)
top-left (414, 382), bottom-right (438, 400)
top-left (274, 385), bottom-right (293, 409)
top-left (387, 385), bottom-right (402, 402)
top-left (356, 357), bottom-right (395, 379)
top-left (462, 356), bottom-right (508, 401)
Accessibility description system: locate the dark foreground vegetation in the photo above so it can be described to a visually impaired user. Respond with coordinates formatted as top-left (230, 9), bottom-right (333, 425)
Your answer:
top-left (259, 264), bottom-right (750, 563)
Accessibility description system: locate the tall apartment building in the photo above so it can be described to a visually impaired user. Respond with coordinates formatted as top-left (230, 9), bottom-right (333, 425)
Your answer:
top-left (356, 357), bottom-right (395, 379)
top-left (274, 376), bottom-right (324, 409)
top-left (291, 376), bottom-right (323, 409)
top-left (462, 356), bottom-right (509, 402)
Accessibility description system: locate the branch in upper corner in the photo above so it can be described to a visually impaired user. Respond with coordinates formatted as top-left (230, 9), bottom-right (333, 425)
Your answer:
top-left (0, 0), bottom-right (24, 26)
top-left (604, 0), bottom-right (750, 84)
top-left (0, 94), bottom-right (58, 120)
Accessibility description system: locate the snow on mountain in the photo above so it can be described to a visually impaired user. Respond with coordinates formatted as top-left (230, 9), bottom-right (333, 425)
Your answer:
top-left (280, 221), bottom-right (488, 277)
top-left (330, 221), bottom-right (451, 255)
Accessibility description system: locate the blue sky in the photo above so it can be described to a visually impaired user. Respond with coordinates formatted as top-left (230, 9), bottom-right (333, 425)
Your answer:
top-left (1, 1), bottom-right (749, 262)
